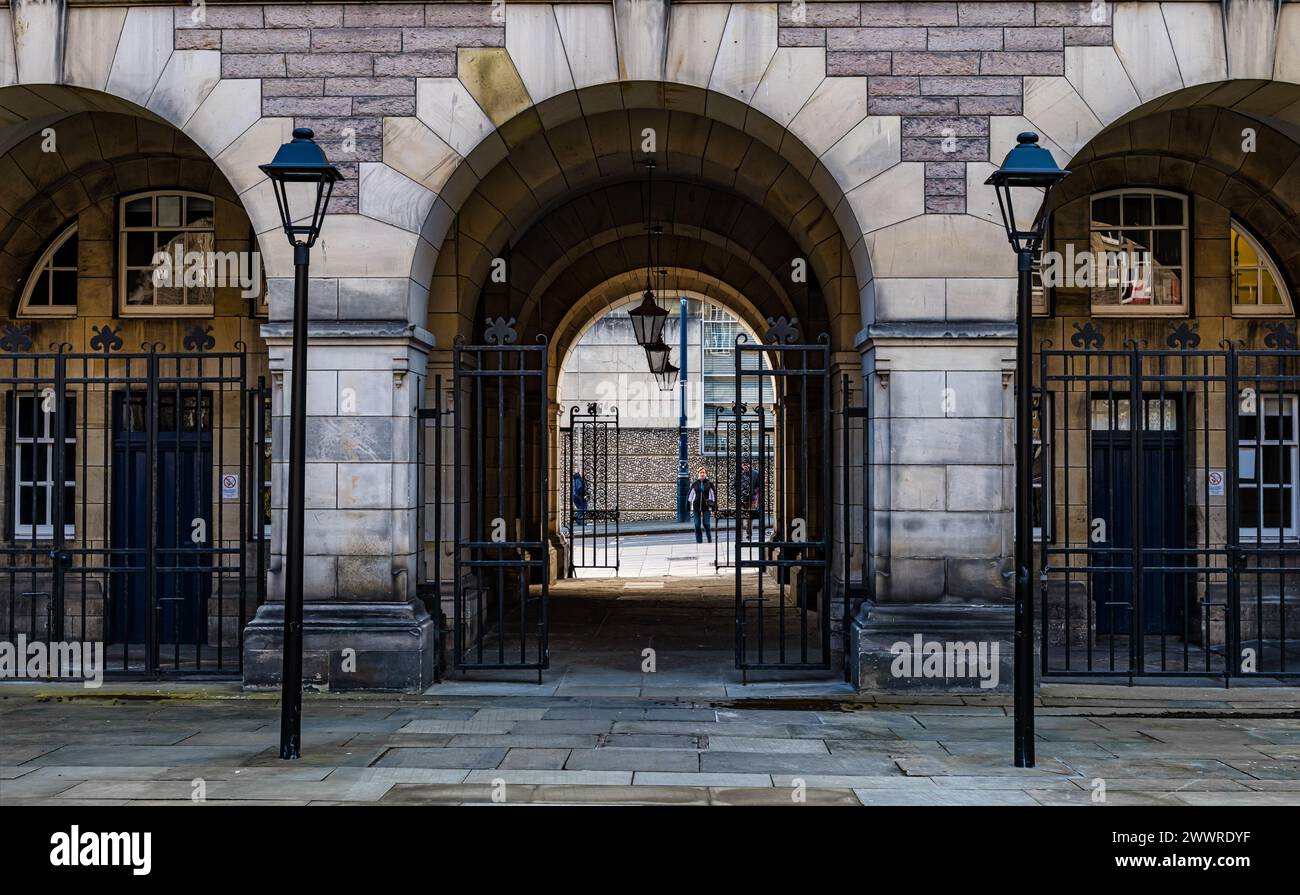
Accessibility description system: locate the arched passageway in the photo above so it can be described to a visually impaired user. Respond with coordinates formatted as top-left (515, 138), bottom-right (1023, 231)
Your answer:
top-left (416, 82), bottom-right (869, 684)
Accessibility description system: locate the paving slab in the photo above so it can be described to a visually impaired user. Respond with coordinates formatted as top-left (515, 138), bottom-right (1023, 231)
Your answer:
top-left (565, 748), bottom-right (699, 772)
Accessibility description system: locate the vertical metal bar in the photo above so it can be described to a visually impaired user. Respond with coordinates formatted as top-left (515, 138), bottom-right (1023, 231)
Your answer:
top-left (842, 374), bottom-right (851, 680)
top-left (279, 244), bottom-right (311, 759)
top-left (51, 353), bottom-right (66, 644)
top-left (1013, 248), bottom-right (1035, 767)
top-left (1129, 341), bottom-right (1143, 678)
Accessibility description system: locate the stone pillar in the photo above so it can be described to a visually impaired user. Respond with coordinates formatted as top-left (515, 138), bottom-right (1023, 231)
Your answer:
top-left (849, 322), bottom-right (1016, 693)
top-left (242, 320), bottom-right (437, 692)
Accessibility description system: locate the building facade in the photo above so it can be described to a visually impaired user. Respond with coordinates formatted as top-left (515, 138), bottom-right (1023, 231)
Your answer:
top-left (2, 0), bottom-right (1298, 691)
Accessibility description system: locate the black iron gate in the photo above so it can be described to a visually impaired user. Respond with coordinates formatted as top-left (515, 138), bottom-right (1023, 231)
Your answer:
top-left (0, 326), bottom-right (263, 676)
top-left (841, 373), bottom-right (874, 681)
top-left (712, 406), bottom-right (769, 571)
top-left (734, 327), bottom-right (833, 674)
top-left (452, 322), bottom-right (549, 676)
top-left (564, 402), bottom-right (619, 575)
top-left (1040, 323), bottom-right (1300, 681)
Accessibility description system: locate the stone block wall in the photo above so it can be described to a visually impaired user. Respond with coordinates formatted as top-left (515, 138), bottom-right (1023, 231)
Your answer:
top-left (780, 1), bottom-right (1113, 212)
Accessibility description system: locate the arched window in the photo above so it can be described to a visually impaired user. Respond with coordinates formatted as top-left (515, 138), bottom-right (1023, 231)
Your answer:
top-left (119, 190), bottom-right (216, 315)
top-left (16, 222), bottom-right (78, 317)
top-left (1088, 189), bottom-right (1188, 315)
top-left (1231, 221), bottom-right (1294, 315)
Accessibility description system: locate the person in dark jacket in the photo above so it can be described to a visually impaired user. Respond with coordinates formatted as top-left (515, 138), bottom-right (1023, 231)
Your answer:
top-left (688, 466), bottom-right (717, 544)
top-left (572, 470), bottom-right (588, 526)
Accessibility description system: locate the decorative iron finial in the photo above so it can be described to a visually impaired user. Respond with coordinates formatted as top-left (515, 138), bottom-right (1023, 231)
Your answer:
top-left (1264, 322), bottom-right (1298, 350)
top-left (88, 324), bottom-right (123, 354)
top-left (765, 316), bottom-right (800, 344)
top-left (1069, 321), bottom-right (1104, 350)
top-left (1166, 321), bottom-right (1200, 350)
top-left (183, 324), bottom-right (216, 352)
top-left (484, 316), bottom-right (518, 345)
top-left (0, 323), bottom-right (33, 353)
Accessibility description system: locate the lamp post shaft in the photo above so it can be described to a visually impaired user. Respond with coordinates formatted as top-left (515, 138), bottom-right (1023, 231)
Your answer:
top-left (279, 242), bottom-right (310, 760)
top-left (677, 296), bottom-right (689, 522)
top-left (1013, 247), bottom-right (1036, 768)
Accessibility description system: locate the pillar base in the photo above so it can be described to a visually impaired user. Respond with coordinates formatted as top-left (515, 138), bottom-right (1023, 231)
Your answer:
top-left (849, 602), bottom-right (1016, 693)
top-left (242, 600), bottom-right (435, 693)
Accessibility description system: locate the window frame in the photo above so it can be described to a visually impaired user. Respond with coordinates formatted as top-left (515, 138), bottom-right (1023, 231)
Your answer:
top-left (118, 189), bottom-right (218, 318)
top-left (1230, 220), bottom-right (1294, 317)
top-left (1238, 393), bottom-right (1300, 544)
top-left (1087, 188), bottom-right (1189, 317)
top-left (16, 222), bottom-right (78, 318)
top-left (10, 392), bottom-right (76, 541)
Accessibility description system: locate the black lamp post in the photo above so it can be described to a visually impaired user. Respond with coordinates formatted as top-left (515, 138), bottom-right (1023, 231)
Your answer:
top-left (985, 132), bottom-right (1069, 769)
top-left (260, 127), bottom-right (341, 760)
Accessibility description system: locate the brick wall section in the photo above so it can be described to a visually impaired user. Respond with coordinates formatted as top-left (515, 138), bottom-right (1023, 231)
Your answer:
top-left (784, 2), bottom-right (1113, 212)
top-left (177, 3), bottom-right (504, 212)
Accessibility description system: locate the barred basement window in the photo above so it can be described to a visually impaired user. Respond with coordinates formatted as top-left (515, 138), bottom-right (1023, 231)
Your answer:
top-left (1088, 189), bottom-right (1187, 315)
top-left (17, 222), bottom-right (78, 317)
top-left (119, 190), bottom-right (216, 315)
top-left (9, 393), bottom-right (76, 540)
top-left (1239, 394), bottom-right (1299, 542)
top-left (1231, 221), bottom-right (1294, 316)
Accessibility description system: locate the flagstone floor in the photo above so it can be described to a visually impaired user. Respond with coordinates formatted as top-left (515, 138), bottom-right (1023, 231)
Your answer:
top-left (3, 682), bottom-right (1299, 805)
top-left (4, 557), bottom-right (1300, 806)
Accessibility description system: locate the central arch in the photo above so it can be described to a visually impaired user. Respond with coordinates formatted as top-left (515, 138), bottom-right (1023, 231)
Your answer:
top-left (413, 76), bottom-right (868, 682)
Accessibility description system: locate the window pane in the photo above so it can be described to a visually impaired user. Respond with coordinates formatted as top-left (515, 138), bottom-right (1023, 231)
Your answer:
top-left (126, 232), bottom-right (155, 266)
top-left (35, 445), bottom-right (48, 481)
top-left (63, 485), bottom-right (75, 515)
top-left (1091, 196), bottom-right (1120, 228)
top-left (125, 269), bottom-right (154, 305)
top-left (1263, 272), bottom-right (1283, 305)
top-left (35, 487), bottom-right (48, 526)
top-left (1239, 409), bottom-right (1259, 441)
top-left (28, 270), bottom-right (50, 306)
top-left (1232, 228), bottom-right (1259, 266)
top-left (1263, 488), bottom-right (1282, 528)
top-left (1262, 446), bottom-right (1291, 481)
top-left (124, 197), bottom-right (152, 227)
top-left (156, 231), bottom-right (183, 256)
top-left (186, 197), bottom-right (214, 227)
top-left (17, 444), bottom-right (35, 481)
top-left (1154, 195), bottom-right (1184, 226)
top-left (1123, 194), bottom-right (1152, 226)
top-left (52, 233), bottom-right (78, 268)
top-left (1152, 267), bottom-right (1184, 306)
top-left (17, 485), bottom-right (34, 526)
top-left (52, 270), bottom-right (77, 305)
top-left (1153, 229), bottom-right (1182, 267)
top-left (1236, 268), bottom-right (1260, 305)
top-left (1264, 407), bottom-right (1292, 441)
top-left (1240, 487), bottom-right (1259, 529)
top-left (156, 285), bottom-right (184, 306)
top-left (157, 195), bottom-right (182, 228)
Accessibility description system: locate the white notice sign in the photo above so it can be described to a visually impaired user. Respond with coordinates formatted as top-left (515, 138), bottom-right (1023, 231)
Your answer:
top-left (222, 474), bottom-right (239, 500)
top-left (1207, 470), bottom-right (1225, 497)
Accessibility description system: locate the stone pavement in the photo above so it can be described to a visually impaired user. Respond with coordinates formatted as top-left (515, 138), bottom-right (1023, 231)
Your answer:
top-left (572, 530), bottom-right (766, 578)
top-left (3, 683), bottom-right (1299, 806)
